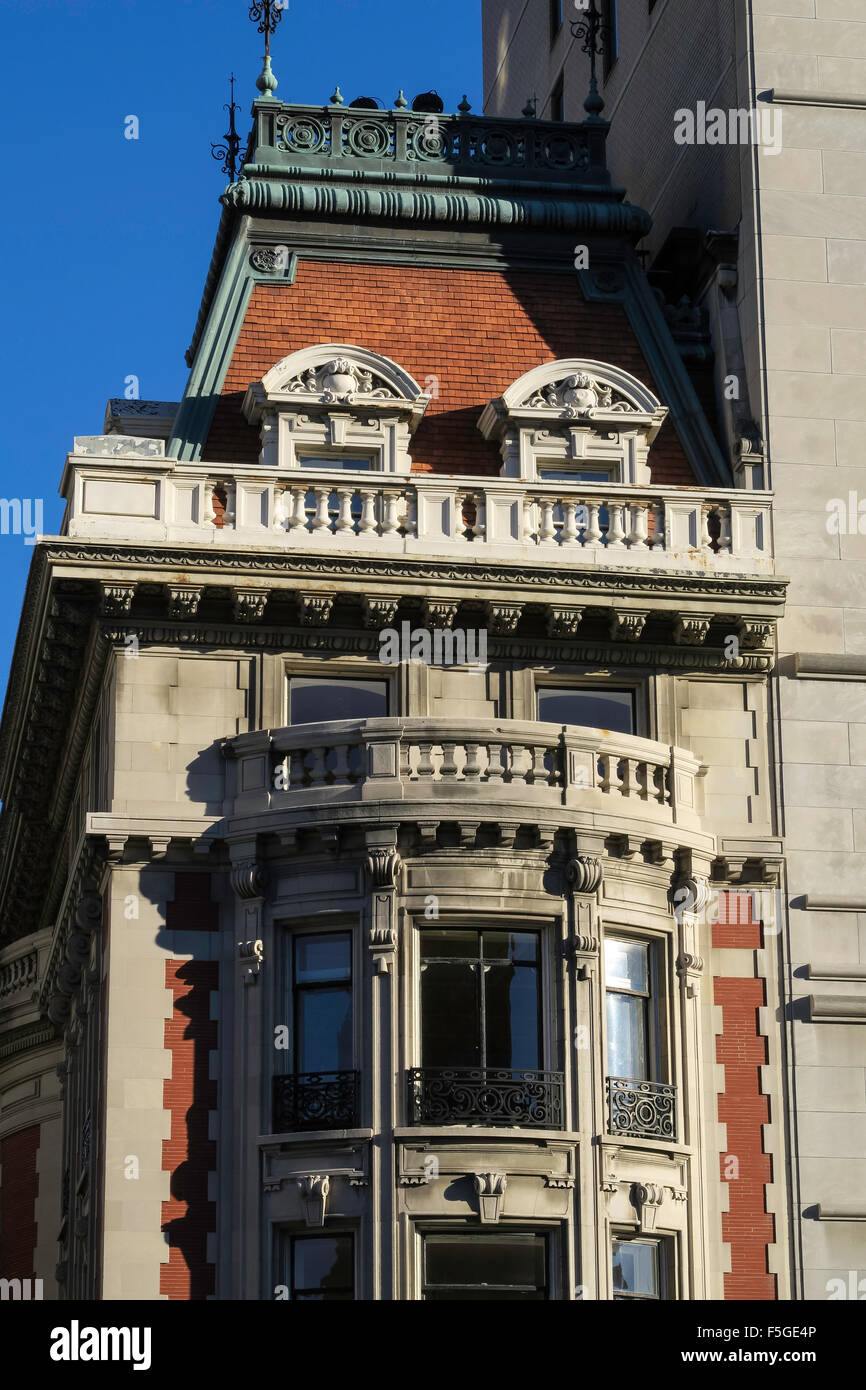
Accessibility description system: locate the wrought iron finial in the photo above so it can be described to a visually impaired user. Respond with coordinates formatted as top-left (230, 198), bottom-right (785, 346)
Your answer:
top-left (249, 0), bottom-right (284, 56)
top-left (331, 85), bottom-right (344, 105)
top-left (211, 73), bottom-right (244, 182)
top-left (571, 0), bottom-right (610, 118)
top-left (250, 0), bottom-right (284, 99)
top-left (522, 95), bottom-right (537, 118)
top-left (394, 89), bottom-right (408, 109)
top-left (458, 94), bottom-right (472, 114)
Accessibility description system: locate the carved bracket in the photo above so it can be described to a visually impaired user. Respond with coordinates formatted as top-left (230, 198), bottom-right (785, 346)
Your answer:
top-left (631, 1181), bottom-right (665, 1231)
top-left (474, 1172), bottom-right (507, 1224)
top-left (297, 1174), bottom-right (330, 1227)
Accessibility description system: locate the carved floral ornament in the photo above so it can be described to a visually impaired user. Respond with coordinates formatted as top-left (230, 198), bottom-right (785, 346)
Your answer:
top-left (242, 343), bottom-right (431, 428)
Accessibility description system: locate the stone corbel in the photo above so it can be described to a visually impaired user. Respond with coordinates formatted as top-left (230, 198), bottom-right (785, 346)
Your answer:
top-left (474, 1172), bottom-right (507, 1224)
top-left (566, 855), bottom-right (603, 896)
top-left (631, 1182), bottom-right (665, 1232)
top-left (601, 1148), bottom-right (620, 1198)
top-left (547, 606), bottom-right (584, 638)
top-left (230, 859), bottom-right (269, 901)
top-left (737, 619), bottom-right (774, 652)
top-left (486, 602), bottom-right (523, 634)
top-left (167, 586), bottom-right (203, 619)
top-left (423, 599), bottom-right (459, 629)
top-left (676, 952), bottom-right (705, 999)
top-left (100, 583), bottom-right (136, 616)
top-left (362, 595), bottom-right (400, 628)
top-left (366, 845), bottom-right (402, 972)
top-left (232, 589), bottom-right (268, 623)
top-left (497, 822), bottom-right (519, 848)
top-left (148, 835), bottom-right (171, 860)
top-left (610, 610), bottom-right (648, 642)
top-left (674, 613), bottom-right (712, 646)
top-left (297, 1174), bottom-right (330, 1228)
top-left (299, 592), bottom-right (336, 626)
top-left (238, 939), bottom-right (264, 985)
top-left (104, 835), bottom-right (128, 863)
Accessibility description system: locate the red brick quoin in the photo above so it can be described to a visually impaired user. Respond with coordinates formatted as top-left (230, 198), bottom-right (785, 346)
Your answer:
top-left (204, 261), bottom-right (697, 487)
top-left (0, 1124), bottom-right (40, 1280)
top-left (713, 889), bottom-right (776, 1300)
top-left (160, 873), bottom-right (219, 1299)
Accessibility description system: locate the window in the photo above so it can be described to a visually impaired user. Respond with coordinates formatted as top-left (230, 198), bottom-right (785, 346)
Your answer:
top-left (293, 932), bottom-right (353, 1074)
top-left (550, 73), bottom-right (564, 122)
top-left (549, 0), bottom-right (563, 43)
top-left (605, 937), bottom-right (657, 1081)
top-left (423, 1232), bottom-right (549, 1300)
top-left (278, 1232), bottom-right (354, 1300)
top-left (612, 1236), bottom-right (670, 1300)
top-left (289, 676), bottom-right (389, 724)
top-left (602, 0), bottom-right (618, 79)
top-left (537, 686), bottom-right (635, 736)
top-left (297, 454), bottom-right (374, 471)
top-left (274, 931), bottom-right (357, 1132)
top-left (420, 929), bottom-right (542, 1071)
top-left (536, 466), bottom-right (614, 483)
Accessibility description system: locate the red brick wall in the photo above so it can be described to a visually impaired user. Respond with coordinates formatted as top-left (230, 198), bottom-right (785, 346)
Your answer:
top-left (713, 890), bottom-right (776, 1300)
top-left (204, 261), bottom-right (697, 486)
top-left (160, 959), bottom-right (218, 1299)
top-left (0, 1125), bottom-right (40, 1280)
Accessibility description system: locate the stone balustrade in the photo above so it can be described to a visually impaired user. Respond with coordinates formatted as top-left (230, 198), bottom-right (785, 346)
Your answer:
top-left (62, 450), bottom-right (774, 574)
top-left (226, 718), bottom-right (704, 831)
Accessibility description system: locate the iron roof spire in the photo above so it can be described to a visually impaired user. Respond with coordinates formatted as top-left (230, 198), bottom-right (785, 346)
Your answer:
top-left (211, 73), bottom-right (244, 182)
top-left (570, 0), bottom-right (609, 120)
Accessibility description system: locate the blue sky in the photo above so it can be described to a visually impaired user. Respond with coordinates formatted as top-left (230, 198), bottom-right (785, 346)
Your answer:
top-left (0, 0), bottom-right (482, 696)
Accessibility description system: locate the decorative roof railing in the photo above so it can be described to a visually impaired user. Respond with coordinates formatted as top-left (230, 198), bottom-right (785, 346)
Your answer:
top-left (242, 101), bottom-right (610, 186)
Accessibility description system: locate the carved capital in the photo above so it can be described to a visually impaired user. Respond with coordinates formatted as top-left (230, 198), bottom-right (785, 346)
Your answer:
top-left (548, 605), bottom-right (584, 638)
top-left (474, 1172), bottom-right (507, 1224)
top-left (363, 594), bottom-right (400, 628)
top-left (486, 602), bottom-right (522, 635)
top-left (674, 613), bottom-right (712, 646)
top-left (100, 583), bottom-right (136, 616)
top-left (737, 618), bottom-right (774, 651)
top-left (167, 586), bottom-right (203, 619)
top-left (423, 599), bottom-right (459, 629)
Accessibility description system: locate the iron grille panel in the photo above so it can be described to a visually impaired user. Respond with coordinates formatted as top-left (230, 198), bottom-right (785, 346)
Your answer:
top-left (606, 1076), bottom-right (677, 1141)
top-left (272, 1070), bottom-right (360, 1133)
top-left (406, 1067), bottom-right (564, 1129)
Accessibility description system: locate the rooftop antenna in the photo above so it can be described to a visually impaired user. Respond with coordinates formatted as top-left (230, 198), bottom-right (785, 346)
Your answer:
top-left (570, 0), bottom-right (609, 120)
top-left (211, 73), bottom-right (244, 182)
top-left (249, 0), bottom-right (285, 100)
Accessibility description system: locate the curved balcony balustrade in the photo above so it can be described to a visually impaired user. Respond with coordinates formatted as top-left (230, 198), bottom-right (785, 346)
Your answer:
top-left (226, 717), bottom-right (705, 834)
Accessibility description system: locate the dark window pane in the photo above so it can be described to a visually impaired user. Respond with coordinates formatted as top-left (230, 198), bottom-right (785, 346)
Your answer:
top-left (482, 931), bottom-right (538, 963)
top-left (425, 1234), bottom-right (547, 1291)
top-left (612, 1239), bottom-right (659, 1297)
top-left (298, 455), bottom-right (373, 471)
top-left (420, 930), bottom-right (479, 960)
top-left (293, 1235), bottom-right (353, 1292)
top-left (485, 964), bottom-right (541, 1070)
top-left (290, 677), bottom-right (388, 724)
top-left (605, 938), bottom-right (648, 993)
top-left (421, 962), bottom-right (480, 1067)
top-left (537, 467), bottom-right (612, 482)
top-left (295, 933), bottom-right (351, 984)
top-left (538, 687), bottom-right (634, 734)
top-left (297, 988), bottom-right (352, 1072)
top-left (606, 991), bottom-right (648, 1080)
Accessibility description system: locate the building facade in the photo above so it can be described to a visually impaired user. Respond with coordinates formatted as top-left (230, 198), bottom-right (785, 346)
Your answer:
top-left (0, 78), bottom-right (795, 1300)
top-left (484, 0), bottom-right (866, 1303)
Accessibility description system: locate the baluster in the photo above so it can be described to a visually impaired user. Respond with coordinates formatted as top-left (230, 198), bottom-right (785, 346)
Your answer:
top-left (561, 499), bottom-right (578, 544)
top-left (628, 502), bottom-right (649, 548)
top-left (607, 502), bottom-right (626, 548)
top-left (399, 736), bottom-right (412, 784)
top-left (308, 745), bottom-right (328, 785)
top-left (358, 487), bottom-right (378, 534)
top-left (598, 753), bottom-right (622, 795)
top-left (486, 743), bottom-right (504, 784)
top-left (382, 490), bottom-right (400, 536)
top-left (289, 749), bottom-right (307, 787)
top-left (700, 504), bottom-right (713, 551)
top-left (439, 742), bottom-right (459, 778)
top-left (529, 745), bottom-right (548, 783)
top-left (331, 743), bottom-right (352, 785)
top-left (288, 487), bottom-right (308, 530)
top-left (463, 743), bottom-right (483, 780)
top-left (717, 505), bottom-right (732, 554)
top-left (538, 497), bottom-right (556, 543)
top-left (313, 486), bottom-right (332, 532)
top-left (335, 488), bottom-right (355, 534)
top-left (523, 498), bottom-right (537, 544)
top-left (509, 744), bottom-right (530, 784)
top-left (620, 758), bottom-right (639, 798)
top-left (416, 743), bottom-right (435, 779)
top-left (475, 493), bottom-right (487, 539)
top-left (584, 501), bottom-right (603, 545)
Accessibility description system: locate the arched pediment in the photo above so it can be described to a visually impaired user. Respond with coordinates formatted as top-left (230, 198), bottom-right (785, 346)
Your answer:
top-left (499, 358), bottom-right (665, 422)
top-left (247, 343), bottom-right (429, 418)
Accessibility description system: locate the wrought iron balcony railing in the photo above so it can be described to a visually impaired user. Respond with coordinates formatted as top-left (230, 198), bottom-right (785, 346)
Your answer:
top-left (606, 1076), bottom-right (677, 1141)
top-left (272, 1069), bottom-right (360, 1133)
top-left (406, 1067), bottom-right (564, 1129)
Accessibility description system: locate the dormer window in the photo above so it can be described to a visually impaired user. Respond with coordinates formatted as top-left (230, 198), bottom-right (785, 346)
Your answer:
top-left (478, 359), bottom-right (668, 486)
top-left (242, 344), bottom-right (430, 474)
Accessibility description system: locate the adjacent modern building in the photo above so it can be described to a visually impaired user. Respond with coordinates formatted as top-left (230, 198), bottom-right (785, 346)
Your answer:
top-left (0, 31), bottom-right (815, 1299)
top-left (484, 0), bottom-right (866, 1302)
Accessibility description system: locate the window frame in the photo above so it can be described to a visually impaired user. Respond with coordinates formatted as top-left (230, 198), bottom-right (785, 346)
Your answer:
top-left (534, 675), bottom-right (646, 739)
top-left (291, 928), bottom-right (354, 1077)
top-left (419, 1227), bottom-right (556, 1300)
top-left (602, 932), bottom-right (670, 1087)
top-left (610, 1232), bottom-right (675, 1301)
top-left (295, 449), bottom-right (380, 473)
top-left (275, 1229), bottom-right (357, 1301)
top-left (283, 660), bottom-right (398, 727)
